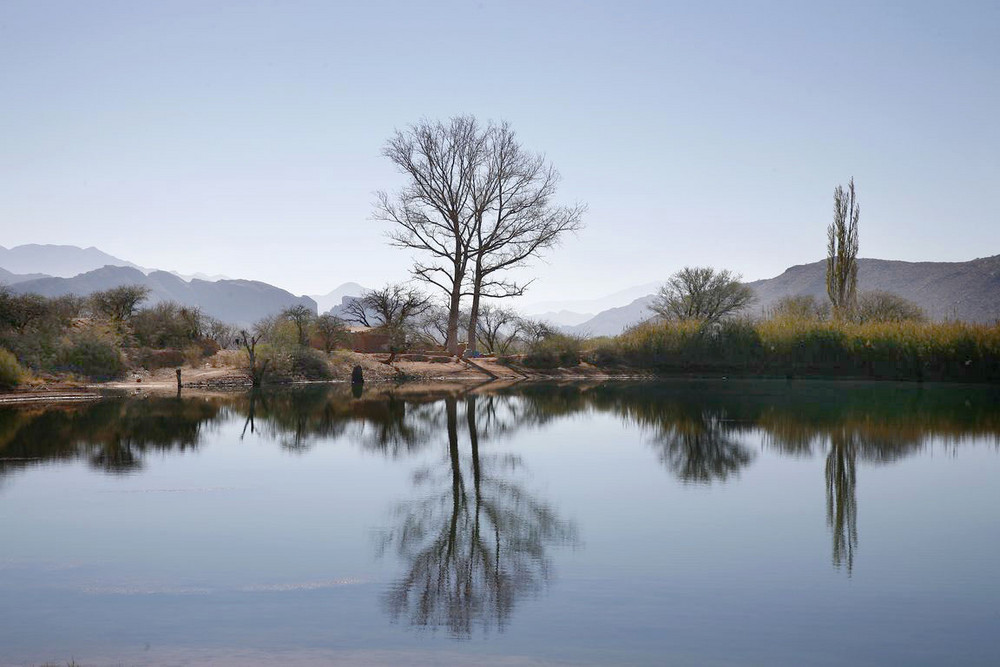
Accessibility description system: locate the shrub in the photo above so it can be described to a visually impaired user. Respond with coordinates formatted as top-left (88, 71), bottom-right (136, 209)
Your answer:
top-left (137, 348), bottom-right (186, 370)
top-left (854, 291), bottom-right (925, 323)
top-left (59, 336), bottom-right (125, 380)
top-left (183, 344), bottom-right (205, 368)
top-left (523, 334), bottom-right (582, 369)
top-left (0, 347), bottom-right (24, 389)
top-left (289, 347), bottom-right (332, 380)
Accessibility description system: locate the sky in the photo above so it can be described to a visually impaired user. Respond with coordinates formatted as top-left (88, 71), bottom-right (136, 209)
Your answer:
top-left (1, 0), bottom-right (997, 305)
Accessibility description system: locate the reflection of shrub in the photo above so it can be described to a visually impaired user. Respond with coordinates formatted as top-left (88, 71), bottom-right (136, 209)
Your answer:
top-left (59, 336), bottom-right (125, 380)
top-left (523, 334), bottom-right (582, 369)
top-left (289, 347), bottom-right (332, 379)
top-left (0, 347), bottom-right (25, 389)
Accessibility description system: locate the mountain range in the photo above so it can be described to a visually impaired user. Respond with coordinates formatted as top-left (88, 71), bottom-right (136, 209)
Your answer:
top-left (6, 266), bottom-right (316, 326)
top-left (2, 245), bottom-right (997, 333)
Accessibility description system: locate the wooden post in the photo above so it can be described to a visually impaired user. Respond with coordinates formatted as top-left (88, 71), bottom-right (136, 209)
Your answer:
top-left (176, 368), bottom-right (182, 392)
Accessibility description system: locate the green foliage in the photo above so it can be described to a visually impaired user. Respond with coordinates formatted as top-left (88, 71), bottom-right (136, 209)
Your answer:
top-left (131, 302), bottom-right (203, 348)
top-left (827, 178), bottom-right (860, 317)
top-left (0, 347), bottom-right (25, 389)
top-left (89, 284), bottom-right (151, 323)
top-left (594, 317), bottom-right (1000, 382)
top-left (58, 335), bottom-right (125, 380)
top-left (523, 334), bottom-right (582, 369)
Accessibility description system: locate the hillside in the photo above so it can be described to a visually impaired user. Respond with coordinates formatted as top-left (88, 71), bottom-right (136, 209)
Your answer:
top-left (567, 255), bottom-right (1000, 337)
top-left (11, 265), bottom-right (317, 325)
top-left (0, 244), bottom-right (141, 277)
top-left (0, 267), bottom-right (49, 285)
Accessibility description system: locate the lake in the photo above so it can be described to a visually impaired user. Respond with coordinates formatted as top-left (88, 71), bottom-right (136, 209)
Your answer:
top-left (1, 380), bottom-right (998, 666)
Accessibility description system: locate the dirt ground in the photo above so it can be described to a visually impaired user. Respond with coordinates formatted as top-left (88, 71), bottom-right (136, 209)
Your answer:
top-left (0, 351), bottom-right (638, 404)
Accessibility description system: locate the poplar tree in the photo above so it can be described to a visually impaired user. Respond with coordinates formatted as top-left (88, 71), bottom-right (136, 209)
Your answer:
top-left (826, 178), bottom-right (860, 318)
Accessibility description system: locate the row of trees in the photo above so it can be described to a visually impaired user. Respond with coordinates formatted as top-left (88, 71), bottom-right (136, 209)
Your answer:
top-left (339, 282), bottom-right (554, 356)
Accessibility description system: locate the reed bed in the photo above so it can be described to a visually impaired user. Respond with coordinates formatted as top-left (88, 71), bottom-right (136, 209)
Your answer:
top-left (585, 317), bottom-right (1000, 382)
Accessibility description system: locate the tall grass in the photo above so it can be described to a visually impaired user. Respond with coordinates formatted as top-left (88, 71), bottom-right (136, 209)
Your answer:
top-left (587, 317), bottom-right (1000, 382)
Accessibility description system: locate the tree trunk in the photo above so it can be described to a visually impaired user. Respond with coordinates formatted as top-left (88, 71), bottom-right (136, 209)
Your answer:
top-left (466, 264), bottom-right (483, 356)
top-left (445, 278), bottom-right (463, 355)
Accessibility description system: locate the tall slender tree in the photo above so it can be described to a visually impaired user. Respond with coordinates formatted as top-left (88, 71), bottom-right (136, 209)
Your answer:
top-left (826, 178), bottom-right (860, 318)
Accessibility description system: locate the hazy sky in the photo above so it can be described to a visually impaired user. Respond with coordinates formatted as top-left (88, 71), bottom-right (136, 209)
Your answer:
top-left (2, 0), bottom-right (997, 303)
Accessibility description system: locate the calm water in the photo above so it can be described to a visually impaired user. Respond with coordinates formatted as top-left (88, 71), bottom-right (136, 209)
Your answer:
top-left (1, 380), bottom-right (998, 666)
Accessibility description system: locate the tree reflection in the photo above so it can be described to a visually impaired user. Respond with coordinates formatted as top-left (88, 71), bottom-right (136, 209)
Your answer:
top-left (0, 396), bottom-right (221, 477)
top-left (378, 394), bottom-right (578, 636)
top-left (826, 430), bottom-right (857, 573)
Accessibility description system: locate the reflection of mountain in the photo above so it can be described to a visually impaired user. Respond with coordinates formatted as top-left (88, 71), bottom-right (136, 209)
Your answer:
top-left (377, 395), bottom-right (578, 636)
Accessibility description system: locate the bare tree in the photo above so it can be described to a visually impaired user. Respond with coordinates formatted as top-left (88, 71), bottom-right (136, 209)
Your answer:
top-left (376, 117), bottom-right (487, 354)
top-left (314, 313), bottom-right (348, 353)
top-left (238, 328), bottom-right (269, 387)
top-left (412, 305), bottom-right (469, 348)
top-left (827, 178), bottom-right (860, 318)
top-left (854, 291), bottom-right (924, 323)
top-left (650, 267), bottom-right (754, 322)
top-left (519, 317), bottom-right (556, 345)
top-left (341, 284), bottom-right (431, 330)
top-left (476, 305), bottom-right (524, 356)
top-left (464, 123), bottom-right (585, 354)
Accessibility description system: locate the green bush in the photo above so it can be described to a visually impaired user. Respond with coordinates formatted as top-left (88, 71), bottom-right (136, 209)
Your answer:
top-left (0, 347), bottom-right (24, 389)
top-left (523, 334), bottom-right (582, 369)
top-left (59, 336), bottom-right (125, 380)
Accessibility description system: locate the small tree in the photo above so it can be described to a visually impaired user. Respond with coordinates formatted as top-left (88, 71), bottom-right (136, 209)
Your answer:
top-left (238, 328), bottom-right (269, 387)
top-left (314, 314), bottom-right (348, 353)
top-left (90, 285), bottom-right (151, 324)
top-left (281, 304), bottom-right (314, 346)
top-left (477, 305), bottom-right (524, 356)
top-left (827, 178), bottom-right (860, 318)
top-left (342, 284), bottom-right (431, 331)
top-left (766, 295), bottom-right (829, 321)
top-left (854, 291), bottom-right (925, 323)
top-left (650, 267), bottom-right (754, 322)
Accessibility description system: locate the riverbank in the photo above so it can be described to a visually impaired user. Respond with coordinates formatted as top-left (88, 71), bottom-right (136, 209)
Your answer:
top-left (0, 350), bottom-right (640, 404)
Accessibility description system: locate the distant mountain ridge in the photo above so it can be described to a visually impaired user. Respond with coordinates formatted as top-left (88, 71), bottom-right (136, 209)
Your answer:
top-left (0, 244), bottom-right (141, 277)
top-left (10, 265), bottom-right (316, 326)
top-left (310, 282), bottom-right (368, 315)
top-left (567, 255), bottom-right (1000, 337)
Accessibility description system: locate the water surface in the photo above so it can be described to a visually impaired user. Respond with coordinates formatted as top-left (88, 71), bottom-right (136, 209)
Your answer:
top-left (1, 380), bottom-right (998, 665)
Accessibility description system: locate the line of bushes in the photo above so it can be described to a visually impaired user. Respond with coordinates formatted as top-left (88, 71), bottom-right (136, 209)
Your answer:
top-left (520, 318), bottom-right (1000, 382)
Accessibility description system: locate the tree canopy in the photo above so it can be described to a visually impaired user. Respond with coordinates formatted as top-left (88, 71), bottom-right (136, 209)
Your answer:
top-left (650, 267), bottom-right (755, 322)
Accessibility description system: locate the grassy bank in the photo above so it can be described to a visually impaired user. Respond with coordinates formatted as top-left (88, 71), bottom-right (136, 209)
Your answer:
top-left (571, 318), bottom-right (1000, 382)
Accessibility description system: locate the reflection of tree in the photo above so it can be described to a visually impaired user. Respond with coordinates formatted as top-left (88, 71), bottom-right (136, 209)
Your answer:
top-left (646, 408), bottom-right (754, 484)
top-left (378, 394), bottom-right (577, 636)
top-left (826, 430), bottom-right (857, 574)
top-left (0, 397), bottom-right (221, 477)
